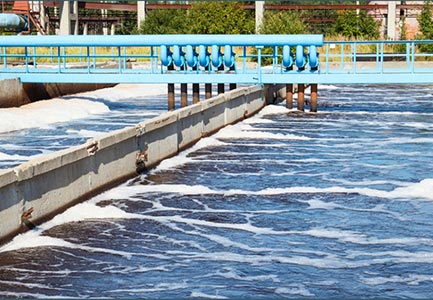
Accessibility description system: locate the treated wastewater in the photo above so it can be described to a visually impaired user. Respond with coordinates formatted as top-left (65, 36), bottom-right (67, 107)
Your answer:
top-left (1, 84), bottom-right (433, 298)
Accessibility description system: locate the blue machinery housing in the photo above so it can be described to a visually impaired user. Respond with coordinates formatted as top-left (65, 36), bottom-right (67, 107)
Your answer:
top-left (0, 13), bottom-right (28, 31)
top-left (1, 34), bottom-right (433, 84)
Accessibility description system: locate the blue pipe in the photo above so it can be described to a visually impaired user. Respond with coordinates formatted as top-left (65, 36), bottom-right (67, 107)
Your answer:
top-left (160, 45), bottom-right (172, 67)
top-left (186, 45), bottom-right (198, 68)
top-left (0, 34), bottom-right (324, 47)
top-left (173, 45), bottom-right (185, 67)
top-left (199, 45), bottom-right (210, 68)
top-left (224, 45), bottom-right (235, 68)
top-left (296, 45), bottom-right (306, 69)
top-left (282, 45), bottom-right (293, 68)
top-left (211, 45), bottom-right (222, 69)
top-left (0, 13), bottom-right (27, 31)
top-left (308, 45), bottom-right (319, 69)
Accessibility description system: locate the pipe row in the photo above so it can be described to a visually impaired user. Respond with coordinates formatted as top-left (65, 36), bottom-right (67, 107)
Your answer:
top-left (161, 45), bottom-right (319, 70)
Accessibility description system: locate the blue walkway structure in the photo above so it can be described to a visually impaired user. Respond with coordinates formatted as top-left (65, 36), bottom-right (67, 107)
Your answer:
top-left (1, 34), bottom-right (433, 85)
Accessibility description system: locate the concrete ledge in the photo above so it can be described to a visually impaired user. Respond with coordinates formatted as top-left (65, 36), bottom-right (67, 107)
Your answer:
top-left (0, 84), bottom-right (284, 245)
top-left (0, 78), bottom-right (114, 108)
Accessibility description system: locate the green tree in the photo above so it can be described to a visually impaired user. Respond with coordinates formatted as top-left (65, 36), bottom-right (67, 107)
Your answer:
top-left (256, 10), bottom-right (307, 65)
top-left (259, 10), bottom-right (307, 35)
top-left (333, 10), bottom-right (379, 39)
top-left (139, 9), bottom-right (187, 34)
top-left (417, 0), bottom-right (433, 39)
top-left (416, 1), bottom-right (433, 53)
top-left (186, 2), bottom-right (254, 34)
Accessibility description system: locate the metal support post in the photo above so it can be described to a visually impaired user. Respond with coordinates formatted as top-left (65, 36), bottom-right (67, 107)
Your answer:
top-left (181, 83), bottom-right (188, 107)
top-left (286, 83), bottom-right (293, 109)
top-left (167, 63), bottom-right (175, 111)
top-left (297, 84), bottom-right (305, 111)
top-left (193, 83), bottom-right (200, 104)
top-left (193, 65), bottom-right (200, 104)
top-left (310, 84), bottom-right (318, 112)
top-left (229, 65), bottom-right (236, 90)
top-left (218, 65), bottom-right (225, 94)
top-left (205, 83), bottom-right (212, 99)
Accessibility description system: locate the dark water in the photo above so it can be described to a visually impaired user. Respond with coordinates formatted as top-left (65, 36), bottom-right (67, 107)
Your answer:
top-left (1, 84), bottom-right (433, 299)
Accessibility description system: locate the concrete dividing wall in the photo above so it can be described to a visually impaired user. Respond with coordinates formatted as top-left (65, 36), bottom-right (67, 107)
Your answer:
top-left (0, 84), bottom-right (284, 244)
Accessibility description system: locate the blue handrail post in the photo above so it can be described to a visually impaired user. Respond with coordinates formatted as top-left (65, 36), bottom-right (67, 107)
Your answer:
top-left (257, 46), bottom-right (263, 85)
top-left (57, 46), bottom-right (61, 73)
top-left (411, 41), bottom-right (415, 73)
top-left (24, 47), bottom-right (29, 73)
top-left (353, 42), bottom-right (357, 74)
top-left (86, 46), bottom-right (90, 74)
top-left (32, 46), bottom-right (37, 69)
top-left (380, 42), bottom-right (385, 73)
top-left (405, 42), bottom-right (410, 70)
top-left (325, 43), bottom-right (329, 74)
top-left (2, 47), bottom-right (6, 69)
top-left (117, 46), bottom-right (121, 74)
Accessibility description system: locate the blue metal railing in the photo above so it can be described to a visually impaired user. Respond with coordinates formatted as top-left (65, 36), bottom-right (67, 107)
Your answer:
top-left (1, 34), bottom-right (433, 84)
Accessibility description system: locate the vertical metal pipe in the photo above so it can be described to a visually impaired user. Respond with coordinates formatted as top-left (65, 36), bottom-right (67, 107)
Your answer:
top-left (229, 65), bottom-right (236, 90)
top-left (205, 83), bottom-right (212, 99)
top-left (193, 83), bottom-right (200, 104)
top-left (286, 83), bottom-right (293, 109)
top-left (218, 64), bottom-right (224, 94)
top-left (193, 65), bottom-right (200, 104)
top-left (297, 84), bottom-right (305, 112)
top-left (310, 83), bottom-right (318, 112)
top-left (181, 83), bottom-right (188, 107)
top-left (167, 63), bottom-right (175, 111)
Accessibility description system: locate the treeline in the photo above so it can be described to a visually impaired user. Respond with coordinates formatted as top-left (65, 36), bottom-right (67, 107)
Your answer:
top-left (133, 1), bottom-right (381, 39)
top-left (118, 0), bottom-right (433, 41)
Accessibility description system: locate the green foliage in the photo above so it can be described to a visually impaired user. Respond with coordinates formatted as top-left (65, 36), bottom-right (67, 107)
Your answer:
top-left (333, 10), bottom-right (380, 39)
top-left (417, 1), bottom-right (433, 39)
top-left (416, 1), bottom-right (433, 52)
top-left (186, 2), bottom-right (254, 34)
top-left (256, 10), bottom-right (307, 65)
top-left (259, 10), bottom-right (307, 35)
top-left (139, 9), bottom-right (188, 34)
top-left (138, 2), bottom-right (254, 34)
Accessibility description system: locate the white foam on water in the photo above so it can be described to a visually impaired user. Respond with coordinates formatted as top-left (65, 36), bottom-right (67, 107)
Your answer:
top-left (297, 227), bottom-right (433, 246)
top-left (215, 124), bottom-right (310, 141)
top-left (361, 274), bottom-right (433, 286)
top-left (0, 98), bottom-right (109, 134)
top-left (207, 268), bottom-right (280, 283)
top-left (153, 137), bottom-right (227, 172)
top-left (109, 283), bottom-right (188, 294)
top-left (65, 129), bottom-right (105, 138)
top-left (275, 284), bottom-right (315, 297)
top-left (0, 151), bottom-right (29, 161)
top-left (319, 84), bottom-right (340, 90)
top-left (91, 177), bottom-right (433, 204)
top-left (77, 83), bottom-right (167, 102)
top-left (258, 104), bottom-right (295, 116)
top-left (190, 291), bottom-right (228, 299)
top-left (388, 178), bottom-right (433, 200)
top-left (0, 202), bottom-right (142, 254)
top-left (242, 117), bottom-right (274, 124)
top-left (152, 214), bottom-right (283, 235)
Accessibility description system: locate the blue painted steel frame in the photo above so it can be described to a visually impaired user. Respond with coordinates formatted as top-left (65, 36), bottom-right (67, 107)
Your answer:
top-left (1, 35), bottom-right (433, 85)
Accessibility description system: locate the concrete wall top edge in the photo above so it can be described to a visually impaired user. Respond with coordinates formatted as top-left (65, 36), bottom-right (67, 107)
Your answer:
top-left (177, 102), bottom-right (202, 119)
top-left (0, 168), bottom-right (18, 188)
top-left (137, 110), bottom-right (179, 134)
top-left (201, 94), bottom-right (226, 110)
top-left (14, 144), bottom-right (91, 181)
top-left (246, 85), bottom-right (263, 94)
top-left (224, 87), bottom-right (248, 100)
top-left (92, 126), bottom-right (137, 150)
